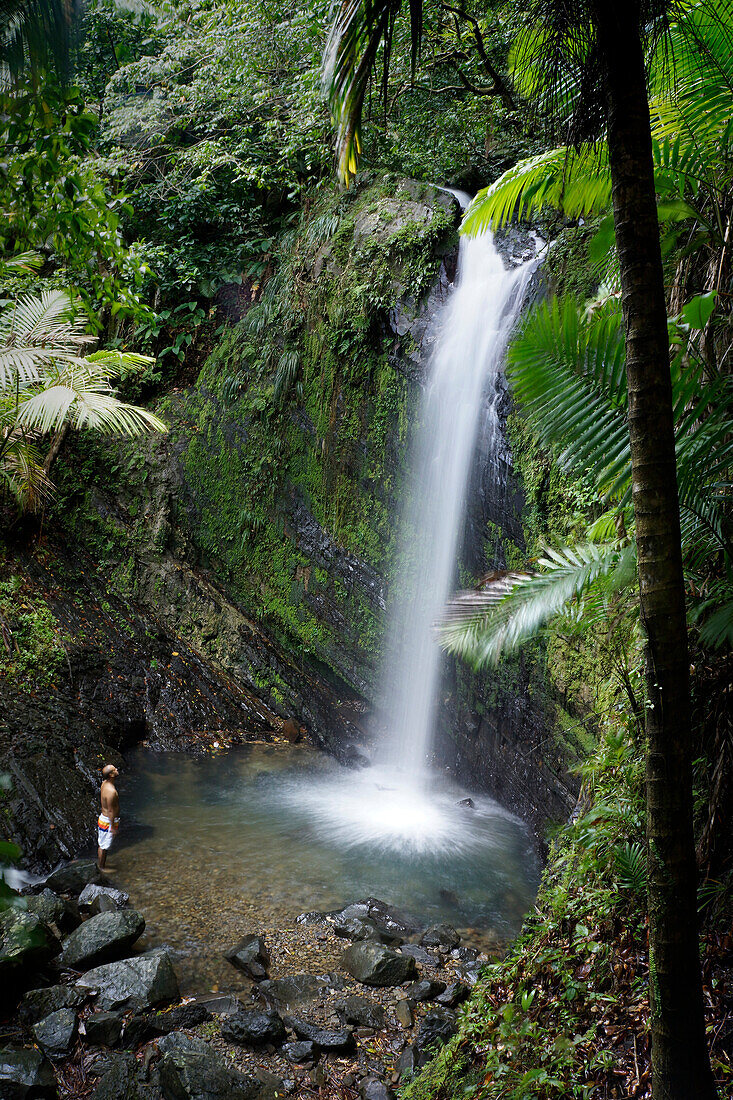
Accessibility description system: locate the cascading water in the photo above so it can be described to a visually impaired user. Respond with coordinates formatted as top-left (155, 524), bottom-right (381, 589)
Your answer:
top-left (376, 210), bottom-right (539, 782)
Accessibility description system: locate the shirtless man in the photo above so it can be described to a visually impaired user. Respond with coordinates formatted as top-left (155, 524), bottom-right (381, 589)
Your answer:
top-left (97, 764), bottom-right (120, 870)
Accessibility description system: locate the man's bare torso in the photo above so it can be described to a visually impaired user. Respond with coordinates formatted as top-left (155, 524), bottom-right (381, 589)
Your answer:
top-left (100, 779), bottom-right (119, 821)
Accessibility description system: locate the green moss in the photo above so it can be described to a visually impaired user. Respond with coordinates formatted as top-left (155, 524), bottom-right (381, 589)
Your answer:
top-left (0, 567), bottom-right (70, 693)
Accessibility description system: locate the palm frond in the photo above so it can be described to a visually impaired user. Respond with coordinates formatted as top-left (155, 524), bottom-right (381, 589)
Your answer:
top-left (273, 349), bottom-right (300, 406)
top-left (614, 841), bottom-right (647, 894)
top-left (323, 0), bottom-right (420, 183)
top-left (0, 0), bottom-right (79, 82)
top-left (440, 542), bottom-right (626, 668)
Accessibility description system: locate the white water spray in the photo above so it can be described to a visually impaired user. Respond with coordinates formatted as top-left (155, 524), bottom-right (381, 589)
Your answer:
top-left (376, 217), bottom-right (538, 783)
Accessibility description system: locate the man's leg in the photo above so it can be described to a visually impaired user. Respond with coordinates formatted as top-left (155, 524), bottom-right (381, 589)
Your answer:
top-left (98, 845), bottom-right (106, 869)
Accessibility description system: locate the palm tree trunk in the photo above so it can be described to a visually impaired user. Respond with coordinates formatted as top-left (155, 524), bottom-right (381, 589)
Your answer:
top-left (593, 3), bottom-right (716, 1097)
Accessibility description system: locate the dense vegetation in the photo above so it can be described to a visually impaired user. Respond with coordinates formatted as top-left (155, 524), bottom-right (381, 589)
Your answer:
top-left (0, 1), bottom-right (730, 1099)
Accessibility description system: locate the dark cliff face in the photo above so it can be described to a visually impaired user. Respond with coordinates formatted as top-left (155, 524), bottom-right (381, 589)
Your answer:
top-left (2, 179), bottom-right (576, 867)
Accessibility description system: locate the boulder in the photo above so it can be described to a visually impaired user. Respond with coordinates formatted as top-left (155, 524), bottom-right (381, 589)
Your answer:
top-left (33, 1008), bottom-right (78, 1060)
top-left (121, 1014), bottom-right (154, 1050)
top-left (434, 982), bottom-right (469, 1008)
top-left (284, 1016), bottom-right (354, 1052)
top-left (61, 910), bottom-right (145, 970)
top-left (414, 1008), bottom-right (457, 1066)
top-left (258, 973), bottom-right (333, 1009)
top-left (76, 948), bottom-right (179, 1011)
top-left (44, 860), bottom-right (104, 896)
top-left (281, 1040), bottom-right (316, 1065)
top-left (85, 1011), bottom-right (124, 1047)
top-left (79, 884), bottom-right (131, 914)
top-left (91, 1053), bottom-right (154, 1100)
top-left (333, 916), bottom-right (403, 946)
top-left (23, 890), bottom-right (78, 932)
top-left (335, 994), bottom-right (385, 1030)
top-left (149, 1003), bottom-right (211, 1034)
top-left (220, 1009), bottom-right (286, 1047)
top-left (420, 925), bottom-right (460, 949)
top-left (223, 934), bottom-right (269, 981)
top-left (0, 1047), bottom-right (58, 1098)
top-left (19, 984), bottom-right (87, 1025)
top-left (157, 1032), bottom-right (260, 1099)
top-left (0, 908), bottom-right (60, 979)
top-left (334, 899), bottom-right (421, 937)
top-left (360, 1078), bottom-right (395, 1100)
top-left (341, 942), bottom-right (417, 987)
top-left (403, 979), bottom-right (446, 1003)
top-left (397, 944), bottom-right (432, 966)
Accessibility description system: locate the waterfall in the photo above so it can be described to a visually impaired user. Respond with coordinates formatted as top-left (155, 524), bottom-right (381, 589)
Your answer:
top-left (376, 219), bottom-right (539, 782)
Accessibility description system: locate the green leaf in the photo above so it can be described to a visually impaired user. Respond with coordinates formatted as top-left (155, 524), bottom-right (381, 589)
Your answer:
top-left (680, 292), bottom-right (717, 329)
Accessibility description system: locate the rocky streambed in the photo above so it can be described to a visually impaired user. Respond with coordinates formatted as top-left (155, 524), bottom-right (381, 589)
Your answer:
top-left (1, 857), bottom-right (495, 1100)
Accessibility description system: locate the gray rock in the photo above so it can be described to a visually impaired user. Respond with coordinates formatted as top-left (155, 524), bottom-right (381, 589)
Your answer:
top-left (360, 1078), bottom-right (395, 1100)
top-left (450, 946), bottom-right (478, 962)
top-left (220, 1009), bottom-right (286, 1047)
top-left (434, 982), bottom-right (469, 1008)
top-left (335, 994), bottom-right (385, 1030)
top-left (223, 934), bottom-right (269, 981)
top-left (190, 993), bottom-right (241, 1016)
top-left (0, 1047), bottom-right (58, 1098)
top-left (397, 944), bottom-right (432, 966)
top-left (91, 1052), bottom-right (154, 1100)
top-left (85, 1011), bottom-right (124, 1047)
top-left (281, 1040), bottom-right (316, 1065)
top-left (158, 1033), bottom-right (260, 1099)
top-left (19, 984), bottom-right (87, 1025)
top-left (454, 961), bottom-right (482, 986)
top-left (149, 1003), bottom-right (211, 1034)
top-left (79, 884), bottom-right (131, 913)
top-left (341, 942), bottom-right (417, 987)
top-left (23, 890), bottom-right (67, 929)
top-left (62, 909), bottom-right (146, 970)
top-left (394, 1000), bottom-right (412, 1028)
top-left (414, 1008), bottom-right (457, 1066)
top-left (258, 973), bottom-right (332, 1009)
top-left (403, 979), bottom-right (446, 1002)
top-left (121, 1014), bottom-right (154, 1049)
top-left (254, 1066), bottom-right (286, 1100)
top-left (395, 1044), bottom-right (415, 1077)
top-left (33, 1008), bottom-right (78, 1060)
top-left (0, 908), bottom-right (60, 978)
top-left (44, 860), bottom-right (104, 896)
top-left (335, 898), bottom-right (421, 937)
top-left (283, 1016), bottom-right (354, 1052)
top-left (420, 925), bottom-right (460, 949)
top-left (77, 948), bottom-right (179, 1011)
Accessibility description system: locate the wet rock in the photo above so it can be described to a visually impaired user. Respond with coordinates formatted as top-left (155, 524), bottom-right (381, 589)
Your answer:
top-left (255, 1067), bottom-right (287, 1100)
top-left (281, 719), bottom-right (302, 743)
top-left (24, 889), bottom-right (79, 932)
top-left (79, 884), bottom-right (131, 913)
top-left (33, 1008), bottom-right (78, 1060)
top-left (454, 962), bottom-right (482, 986)
top-left (456, 797), bottom-right (475, 808)
top-left (258, 973), bottom-right (332, 1009)
top-left (281, 1040), bottom-right (316, 1065)
top-left (451, 946), bottom-right (478, 962)
top-left (335, 994), bottom-right (385, 1030)
top-left (44, 860), bottom-right (104, 896)
top-left (91, 1051), bottom-right (157, 1099)
top-left (333, 916), bottom-right (402, 945)
top-left (394, 1000), bottom-right (413, 1028)
top-left (403, 979), bottom-right (446, 1003)
top-left (414, 1008), bottom-right (457, 1066)
top-left (18, 984), bottom-right (87, 1025)
top-left (223, 934), bottom-right (269, 980)
top-left (336, 898), bottom-right (422, 937)
top-left (284, 1016), bottom-right (354, 1052)
top-left (434, 981), bottom-right (469, 1008)
top-left (395, 1044), bottom-right (415, 1078)
top-left (190, 993), bottom-right (240, 1016)
top-left (77, 948), bottom-right (179, 1011)
top-left (85, 1011), bottom-right (124, 1047)
top-left (122, 1014), bottom-right (155, 1049)
top-left (341, 942), bottom-right (417, 987)
top-left (149, 1003), bottom-right (211, 1034)
top-left (397, 944), bottom-right (432, 966)
top-left (62, 909), bottom-right (146, 970)
top-left (158, 1033), bottom-right (260, 1100)
top-left (220, 1009), bottom-right (286, 1046)
top-left (0, 1047), bottom-right (58, 1098)
top-left (360, 1078), bottom-right (395, 1100)
top-left (0, 908), bottom-right (60, 981)
top-left (420, 925), bottom-right (460, 949)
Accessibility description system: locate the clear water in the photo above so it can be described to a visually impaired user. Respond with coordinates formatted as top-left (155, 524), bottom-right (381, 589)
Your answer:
top-left (375, 230), bottom-right (539, 780)
top-left (111, 744), bottom-right (540, 992)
